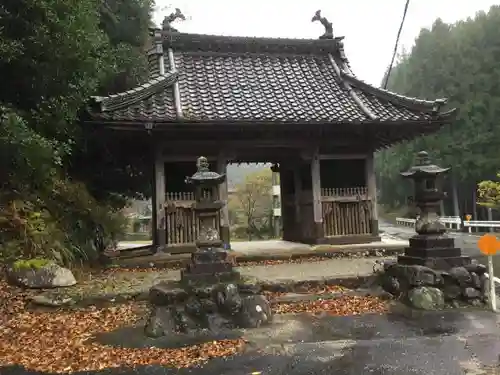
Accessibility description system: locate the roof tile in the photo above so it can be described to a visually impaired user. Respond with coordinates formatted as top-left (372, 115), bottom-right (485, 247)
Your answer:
top-left (87, 33), bottom-right (454, 125)
top-left (175, 52), bottom-right (366, 122)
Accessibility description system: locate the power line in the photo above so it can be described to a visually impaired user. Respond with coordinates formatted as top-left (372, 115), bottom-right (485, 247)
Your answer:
top-left (383, 0), bottom-right (411, 89)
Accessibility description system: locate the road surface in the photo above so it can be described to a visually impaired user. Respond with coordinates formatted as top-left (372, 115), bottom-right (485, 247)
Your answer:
top-left (3, 309), bottom-right (500, 375)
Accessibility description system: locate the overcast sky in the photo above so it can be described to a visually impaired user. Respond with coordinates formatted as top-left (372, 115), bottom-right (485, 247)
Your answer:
top-left (154, 0), bottom-right (498, 87)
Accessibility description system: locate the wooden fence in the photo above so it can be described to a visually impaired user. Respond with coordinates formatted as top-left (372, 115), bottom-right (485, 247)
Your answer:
top-left (164, 192), bottom-right (220, 247)
top-left (321, 187), bottom-right (372, 236)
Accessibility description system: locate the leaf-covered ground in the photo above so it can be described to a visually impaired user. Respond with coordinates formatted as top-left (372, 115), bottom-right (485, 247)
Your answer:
top-left (0, 268), bottom-right (388, 373)
top-left (0, 279), bottom-right (245, 373)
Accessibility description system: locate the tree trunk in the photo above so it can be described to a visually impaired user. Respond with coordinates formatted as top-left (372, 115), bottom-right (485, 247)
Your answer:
top-left (451, 171), bottom-right (460, 218)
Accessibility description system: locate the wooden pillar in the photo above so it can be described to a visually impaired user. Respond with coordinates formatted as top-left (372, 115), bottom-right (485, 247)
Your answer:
top-left (311, 150), bottom-right (324, 241)
top-left (152, 147), bottom-right (166, 251)
top-left (217, 156), bottom-right (230, 249)
top-left (280, 163), bottom-right (294, 241)
top-left (365, 151), bottom-right (379, 237)
top-left (293, 165), bottom-right (302, 242)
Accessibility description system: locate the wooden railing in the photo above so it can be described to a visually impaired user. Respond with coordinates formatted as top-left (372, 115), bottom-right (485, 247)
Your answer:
top-left (321, 187), bottom-right (368, 201)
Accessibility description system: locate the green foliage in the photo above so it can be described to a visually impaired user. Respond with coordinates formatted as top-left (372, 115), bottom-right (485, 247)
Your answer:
top-left (0, 0), bottom-right (154, 264)
top-left (376, 7), bottom-right (500, 211)
top-left (228, 169), bottom-right (274, 240)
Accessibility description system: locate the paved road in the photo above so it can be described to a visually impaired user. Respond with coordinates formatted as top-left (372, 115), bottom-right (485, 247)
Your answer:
top-left (380, 219), bottom-right (483, 258)
top-left (380, 219), bottom-right (500, 281)
top-left (3, 309), bottom-right (500, 375)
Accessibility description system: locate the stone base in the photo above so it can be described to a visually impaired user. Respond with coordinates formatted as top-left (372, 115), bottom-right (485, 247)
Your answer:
top-left (377, 260), bottom-right (488, 310)
top-left (145, 282), bottom-right (272, 338)
top-left (409, 235), bottom-right (454, 249)
top-left (398, 255), bottom-right (471, 270)
top-left (180, 270), bottom-right (241, 287)
top-left (191, 250), bottom-right (228, 263)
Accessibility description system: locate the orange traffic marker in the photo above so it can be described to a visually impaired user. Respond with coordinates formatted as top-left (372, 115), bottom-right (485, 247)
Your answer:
top-left (478, 234), bottom-right (499, 256)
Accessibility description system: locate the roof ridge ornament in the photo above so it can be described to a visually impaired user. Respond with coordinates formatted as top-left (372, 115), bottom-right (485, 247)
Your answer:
top-left (311, 10), bottom-right (334, 39)
top-left (162, 8), bottom-right (186, 32)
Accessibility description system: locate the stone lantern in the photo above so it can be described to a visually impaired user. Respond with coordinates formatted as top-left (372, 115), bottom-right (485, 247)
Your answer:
top-left (397, 151), bottom-right (471, 269)
top-left (181, 156), bottom-right (240, 285)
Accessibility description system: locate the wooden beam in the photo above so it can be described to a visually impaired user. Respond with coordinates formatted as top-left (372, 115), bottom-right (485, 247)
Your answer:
top-left (153, 146), bottom-right (166, 250)
top-left (216, 155), bottom-right (230, 248)
top-left (319, 154), bottom-right (367, 160)
top-left (293, 165), bottom-right (302, 238)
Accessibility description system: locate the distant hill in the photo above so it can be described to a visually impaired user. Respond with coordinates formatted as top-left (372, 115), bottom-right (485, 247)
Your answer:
top-left (227, 163), bottom-right (269, 188)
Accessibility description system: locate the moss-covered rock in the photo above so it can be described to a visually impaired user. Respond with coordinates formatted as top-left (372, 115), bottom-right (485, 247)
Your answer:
top-left (7, 260), bottom-right (76, 289)
top-left (12, 258), bottom-right (52, 271)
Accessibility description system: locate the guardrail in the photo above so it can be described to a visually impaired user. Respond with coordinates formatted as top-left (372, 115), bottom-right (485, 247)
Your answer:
top-left (396, 216), bottom-right (500, 232)
top-left (396, 216), bottom-right (461, 230)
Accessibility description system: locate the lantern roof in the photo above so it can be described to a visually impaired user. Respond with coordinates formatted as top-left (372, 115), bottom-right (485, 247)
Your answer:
top-left (185, 156), bottom-right (226, 186)
top-left (400, 151), bottom-right (450, 178)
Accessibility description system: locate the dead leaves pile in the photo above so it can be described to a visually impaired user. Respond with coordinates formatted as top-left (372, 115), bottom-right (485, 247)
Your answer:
top-left (263, 284), bottom-right (349, 299)
top-left (272, 295), bottom-right (388, 315)
top-left (0, 279), bottom-right (244, 373)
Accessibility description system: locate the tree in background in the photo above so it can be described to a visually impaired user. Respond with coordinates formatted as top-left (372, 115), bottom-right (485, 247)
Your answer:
top-left (228, 169), bottom-right (273, 240)
top-left (477, 175), bottom-right (500, 209)
top-left (0, 0), bottom-right (155, 264)
top-left (376, 6), bottom-right (500, 221)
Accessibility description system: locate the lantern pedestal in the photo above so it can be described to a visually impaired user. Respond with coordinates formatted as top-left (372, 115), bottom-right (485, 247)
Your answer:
top-left (179, 157), bottom-right (240, 286)
top-left (376, 151), bottom-right (484, 310)
top-left (144, 156), bottom-right (272, 340)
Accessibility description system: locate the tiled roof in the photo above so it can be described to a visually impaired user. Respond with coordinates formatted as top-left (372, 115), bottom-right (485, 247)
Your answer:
top-left (88, 73), bottom-right (178, 121)
top-left (88, 32), bottom-right (455, 125)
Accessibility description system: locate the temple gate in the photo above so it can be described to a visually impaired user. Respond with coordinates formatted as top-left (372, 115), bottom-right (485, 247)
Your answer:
top-left (85, 10), bottom-right (456, 253)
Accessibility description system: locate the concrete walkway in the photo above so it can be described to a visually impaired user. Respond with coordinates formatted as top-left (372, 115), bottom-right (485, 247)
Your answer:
top-left (118, 236), bottom-right (407, 253)
top-left (114, 235), bottom-right (406, 268)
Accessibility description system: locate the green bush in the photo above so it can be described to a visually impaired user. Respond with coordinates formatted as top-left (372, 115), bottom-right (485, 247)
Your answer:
top-left (0, 179), bottom-right (127, 266)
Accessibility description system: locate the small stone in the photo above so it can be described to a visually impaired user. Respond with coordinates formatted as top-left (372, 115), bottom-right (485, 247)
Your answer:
top-left (215, 283), bottom-right (242, 315)
top-left (184, 296), bottom-right (205, 317)
top-left (149, 283), bottom-right (187, 306)
top-left (206, 314), bottom-right (234, 332)
top-left (386, 264), bottom-right (441, 287)
top-left (465, 263), bottom-right (487, 276)
top-left (235, 294), bottom-right (273, 328)
top-left (200, 298), bottom-right (218, 313)
top-left (470, 298), bottom-right (483, 307)
top-left (238, 283), bottom-right (261, 295)
top-left (463, 287), bottom-right (481, 299)
top-left (380, 276), bottom-right (401, 296)
top-left (442, 284), bottom-right (461, 301)
top-left (383, 260), bottom-right (397, 272)
top-left (448, 267), bottom-right (472, 287)
top-left (407, 286), bottom-right (444, 310)
top-left (144, 306), bottom-right (177, 338)
top-left (30, 295), bottom-right (74, 307)
top-left (470, 272), bottom-right (481, 289)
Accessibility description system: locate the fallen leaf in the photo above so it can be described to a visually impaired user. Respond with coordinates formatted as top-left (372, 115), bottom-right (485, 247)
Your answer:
top-left (272, 295), bottom-right (388, 315)
top-left (0, 279), bottom-right (244, 373)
